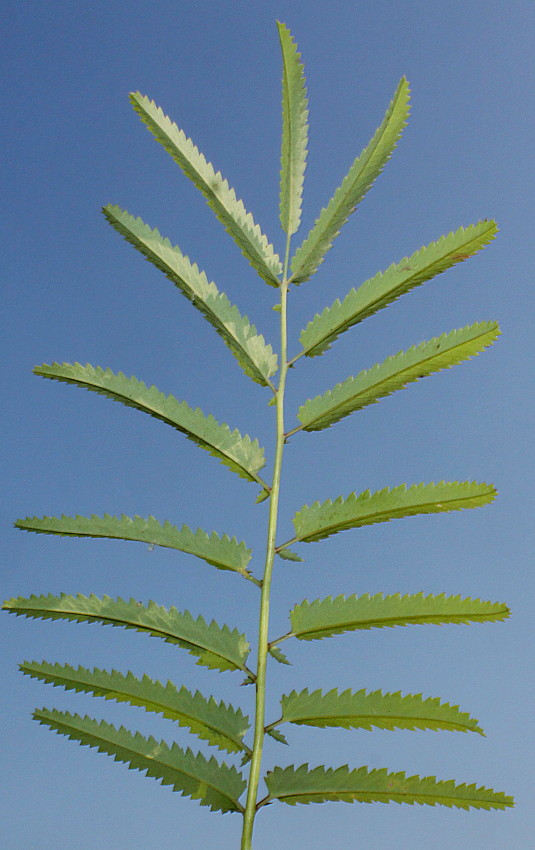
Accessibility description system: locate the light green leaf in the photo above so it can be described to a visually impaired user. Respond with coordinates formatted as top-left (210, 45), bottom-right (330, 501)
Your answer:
top-left (103, 206), bottom-right (278, 386)
top-left (278, 21), bottom-right (308, 235)
top-left (279, 688), bottom-right (483, 734)
top-left (4, 594), bottom-right (251, 675)
top-left (291, 481), bottom-right (496, 544)
top-left (299, 220), bottom-right (498, 356)
top-left (290, 78), bottom-right (410, 283)
top-left (34, 709), bottom-right (246, 813)
top-left (265, 763), bottom-right (513, 810)
top-left (15, 514), bottom-right (252, 578)
top-left (129, 92), bottom-right (282, 286)
top-left (296, 321), bottom-right (500, 431)
top-left (34, 363), bottom-right (267, 489)
top-left (288, 592), bottom-right (510, 642)
top-left (17, 514), bottom-right (253, 578)
top-left (22, 662), bottom-right (250, 754)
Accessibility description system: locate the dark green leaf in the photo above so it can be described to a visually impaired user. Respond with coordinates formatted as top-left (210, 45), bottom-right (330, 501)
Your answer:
top-left (35, 709), bottom-right (246, 813)
top-left (22, 662), bottom-right (250, 754)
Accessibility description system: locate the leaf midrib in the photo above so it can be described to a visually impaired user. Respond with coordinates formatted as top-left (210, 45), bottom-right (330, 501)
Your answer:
top-left (286, 714), bottom-right (475, 731)
top-left (293, 609), bottom-right (500, 638)
top-left (280, 37), bottom-right (305, 233)
top-left (271, 788), bottom-right (503, 806)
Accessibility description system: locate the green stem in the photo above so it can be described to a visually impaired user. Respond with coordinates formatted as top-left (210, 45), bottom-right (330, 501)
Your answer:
top-left (263, 718), bottom-right (282, 733)
top-left (277, 535), bottom-right (299, 550)
top-left (240, 243), bottom-right (291, 850)
top-left (286, 349), bottom-right (305, 368)
top-left (268, 632), bottom-right (293, 648)
top-left (284, 424), bottom-right (303, 440)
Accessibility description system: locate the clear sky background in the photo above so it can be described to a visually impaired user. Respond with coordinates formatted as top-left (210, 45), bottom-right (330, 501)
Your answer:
top-left (2, 2), bottom-right (534, 848)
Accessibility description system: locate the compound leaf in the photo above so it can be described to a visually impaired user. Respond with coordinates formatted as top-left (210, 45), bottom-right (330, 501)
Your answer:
top-left (34, 363), bottom-right (267, 489)
top-left (290, 78), bottom-right (410, 283)
top-left (103, 206), bottom-right (278, 387)
top-left (297, 321), bottom-right (500, 431)
top-left (265, 763), bottom-right (513, 810)
top-left (288, 592), bottom-right (510, 642)
top-left (130, 92), bottom-right (282, 286)
top-left (291, 481), bottom-right (496, 543)
top-left (299, 220), bottom-right (498, 356)
top-left (22, 662), bottom-right (250, 754)
top-left (4, 594), bottom-right (251, 675)
top-left (34, 709), bottom-right (246, 813)
top-left (279, 688), bottom-right (483, 734)
top-left (278, 21), bottom-right (308, 235)
top-left (16, 514), bottom-right (252, 578)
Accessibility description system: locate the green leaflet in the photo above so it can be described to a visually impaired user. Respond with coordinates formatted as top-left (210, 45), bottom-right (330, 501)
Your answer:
top-left (278, 688), bottom-right (483, 734)
top-left (299, 220), bottom-right (498, 357)
top-left (103, 206), bottom-right (278, 387)
top-left (255, 487), bottom-right (272, 504)
top-left (34, 363), bottom-right (267, 490)
top-left (290, 78), bottom-right (410, 284)
top-left (278, 22), bottom-right (308, 235)
top-left (291, 481), bottom-right (496, 544)
top-left (268, 646), bottom-right (292, 666)
top-left (15, 514), bottom-right (253, 579)
top-left (276, 547), bottom-right (304, 562)
top-left (4, 594), bottom-right (251, 675)
top-left (22, 662), bottom-right (250, 755)
top-left (265, 764), bottom-right (513, 810)
top-left (266, 728), bottom-right (289, 746)
top-left (34, 709), bottom-right (246, 813)
top-left (288, 592), bottom-right (510, 642)
top-left (129, 93), bottom-right (282, 286)
top-left (296, 321), bottom-right (500, 431)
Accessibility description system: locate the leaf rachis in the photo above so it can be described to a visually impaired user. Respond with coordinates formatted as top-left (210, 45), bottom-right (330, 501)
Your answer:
top-left (5, 21), bottom-right (512, 849)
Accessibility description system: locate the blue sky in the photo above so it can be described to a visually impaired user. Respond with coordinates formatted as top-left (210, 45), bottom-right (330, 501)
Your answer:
top-left (2, 1), bottom-right (534, 847)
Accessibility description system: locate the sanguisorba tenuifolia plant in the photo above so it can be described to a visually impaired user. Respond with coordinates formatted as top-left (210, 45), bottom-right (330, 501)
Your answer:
top-left (4, 22), bottom-right (513, 848)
